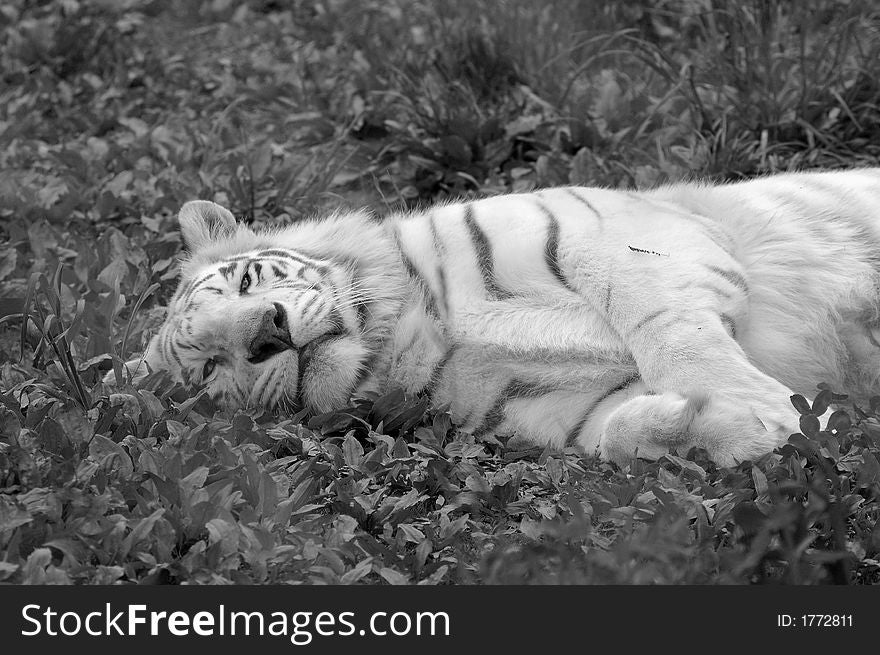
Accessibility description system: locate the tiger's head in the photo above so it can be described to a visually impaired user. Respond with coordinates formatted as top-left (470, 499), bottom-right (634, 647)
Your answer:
top-left (107, 200), bottom-right (406, 413)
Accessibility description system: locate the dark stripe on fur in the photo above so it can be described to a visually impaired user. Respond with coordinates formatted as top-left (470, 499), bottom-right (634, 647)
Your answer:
top-left (254, 249), bottom-right (327, 273)
top-left (630, 308), bottom-right (669, 335)
top-left (329, 308), bottom-right (345, 332)
top-left (166, 332), bottom-right (183, 373)
top-left (429, 216), bottom-right (450, 316)
top-left (176, 340), bottom-right (200, 351)
top-left (474, 390), bottom-right (508, 437)
top-left (178, 272), bottom-right (217, 304)
top-left (474, 379), bottom-right (561, 437)
top-left (295, 347), bottom-right (309, 410)
top-left (565, 374), bottom-right (641, 446)
top-left (535, 200), bottom-right (577, 292)
top-left (565, 410), bottom-right (592, 447)
top-left (564, 188), bottom-right (603, 222)
top-left (300, 292), bottom-right (320, 317)
top-left (423, 345), bottom-right (457, 397)
top-left (217, 262), bottom-right (238, 281)
top-left (213, 254), bottom-right (253, 263)
top-left (271, 282), bottom-right (315, 291)
top-left (704, 264), bottom-right (749, 294)
top-left (395, 235), bottom-right (442, 321)
top-left (463, 204), bottom-right (512, 300)
top-left (694, 282), bottom-right (732, 299)
top-left (183, 299), bottom-right (202, 313)
top-left (356, 301), bottom-right (369, 330)
top-left (505, 379), bottom-right (559, 398)
top-left (720, 313), bottom-right (737, 338)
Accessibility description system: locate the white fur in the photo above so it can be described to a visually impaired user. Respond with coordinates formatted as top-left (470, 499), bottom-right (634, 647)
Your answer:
top-left (107, 169), bottom-right (880, 466)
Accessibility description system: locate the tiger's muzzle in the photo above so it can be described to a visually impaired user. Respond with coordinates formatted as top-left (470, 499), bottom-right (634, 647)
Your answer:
top-left (247, 302), bottom-right (293, 364)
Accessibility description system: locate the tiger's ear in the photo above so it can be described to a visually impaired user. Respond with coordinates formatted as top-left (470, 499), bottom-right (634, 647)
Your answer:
top-left (178, 200), bottom-right (238, 251)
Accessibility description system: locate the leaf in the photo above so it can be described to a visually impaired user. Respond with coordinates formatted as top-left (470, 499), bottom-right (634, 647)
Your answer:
top-left (118, 116), bottom-right (149, 137)
top-left (273, 498), bottom-right (295, 528)
top-left (342, 431), bottom-right (364, 467)
top-left (751, 465), bottom-right (769, 498)
top-left (0, 562), bottom-right (20, 581)
top-left (206, 518), bottom-right (240, 556)
top-left (439, 513), bottom-right (469, 540)
top-left (465, 474), bottom-right (490, 494)
top-left (790, 394), bottom-right (812, 415)
top-left (417, 565), bottom-right (449, 585)
top-left (288, 477), bottom-right (318, 512)
top-left (397, 523), bottom-right (426, 543)
top-left (811, 389), bottom-right (833, 416)
top-left (391, 436), bottom-right (411, 459)
top-left (378, 567), bottom-right (409, 585)
top-left (0, 248), bottom-right (17, 281)
top-left (21, 548), bottom-right (54, 584)
top-left (77, 353), bottom-right (113, 372)
top-left (518, 517), bottom-right (543, 540)
top-left (0, 501), bottom-right (32, 532)
top-left (138, 389), bottom-right (166, 421)
top-left (412, 538), bottom-right (433, 573)
top-left (825, 410), bottom-right (851, 434)
top-left (370, 387), bottom-right (406, 423)
top-left (386, 489), bottom-right (427, 522)
top-left (857, 452), bottom-right (880, 486)
top-left (545, 456), bottom-right (564, 486)
top-left (88, 434), bottom-right (133, 476)
top-left (663, 454), bottom-right (706, 480)
top-left (799, 414), bottom-right (821, 439)
top-left (258, 470), bottom-right (279, 519)
top-left (732, 501), bottom-right (766, 536)
top-left (385, 398), bottom-right (430, 432)
top-left (340, 558), bottom-right (374, 585)
top-left (179, 466), bottom-right (209, 492)
top-left (120, 508), bottom-right (165, 558)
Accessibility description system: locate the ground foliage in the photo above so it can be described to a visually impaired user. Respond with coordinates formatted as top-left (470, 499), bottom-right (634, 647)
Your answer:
top-left (1, 0), bottom-right (879, 584)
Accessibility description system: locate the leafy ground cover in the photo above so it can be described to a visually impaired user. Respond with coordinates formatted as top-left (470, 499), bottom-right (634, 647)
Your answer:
top-left (1, 0), bottom-right (879, 584)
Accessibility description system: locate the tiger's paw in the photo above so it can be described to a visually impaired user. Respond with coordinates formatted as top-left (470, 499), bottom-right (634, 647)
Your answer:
top-left (597, 392), bottom-right (797, 467)
top-left (597, 392), bottom-right (705, 463)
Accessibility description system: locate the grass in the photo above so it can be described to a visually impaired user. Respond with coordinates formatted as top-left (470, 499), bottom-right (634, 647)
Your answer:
top-left (1, 0), bottom-right (879, 584)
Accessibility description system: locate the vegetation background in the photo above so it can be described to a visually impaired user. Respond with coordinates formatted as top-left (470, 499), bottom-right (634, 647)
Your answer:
top-left (1, 0), bottom-right (879, 585)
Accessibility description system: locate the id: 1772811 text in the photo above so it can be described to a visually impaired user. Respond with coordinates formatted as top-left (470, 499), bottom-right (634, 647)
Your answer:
top-left (776, 614), bottom-right (853, 628)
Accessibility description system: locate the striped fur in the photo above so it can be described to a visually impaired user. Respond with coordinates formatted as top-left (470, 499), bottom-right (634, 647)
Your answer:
top-left (107, 169), bottom-right (880, 466)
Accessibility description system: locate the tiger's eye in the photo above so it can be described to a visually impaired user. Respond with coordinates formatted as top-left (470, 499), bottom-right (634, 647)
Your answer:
top-left (202, 359), bottom-right (216, 380)
top-left (239, 272), bottom-right (251, 293)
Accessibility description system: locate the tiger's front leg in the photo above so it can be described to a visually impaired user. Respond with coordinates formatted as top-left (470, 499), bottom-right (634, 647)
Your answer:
top-left (596, 310), bottom-right (801, 465)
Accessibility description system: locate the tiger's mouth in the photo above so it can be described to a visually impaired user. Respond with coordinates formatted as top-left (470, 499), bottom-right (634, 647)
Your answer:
top-left (247, 335), bottom-right (294, 364)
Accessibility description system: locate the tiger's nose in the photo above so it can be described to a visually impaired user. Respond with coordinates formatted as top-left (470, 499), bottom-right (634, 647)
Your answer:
top-left (247, 302), bottom-right (292, 364)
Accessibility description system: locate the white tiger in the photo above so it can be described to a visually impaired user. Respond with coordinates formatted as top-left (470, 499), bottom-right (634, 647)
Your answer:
top-left (108, 169), bottom-right (880, 466)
